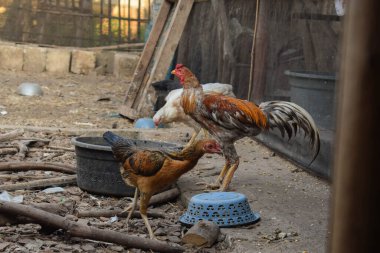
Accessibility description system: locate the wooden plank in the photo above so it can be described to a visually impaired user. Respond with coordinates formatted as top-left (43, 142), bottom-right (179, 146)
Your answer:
top-left (331, 0), bottom-right (380, 252)
top-left (119, 0), bottom-right (172, 119)
top-left (136, 0), bottom-right (194, 115)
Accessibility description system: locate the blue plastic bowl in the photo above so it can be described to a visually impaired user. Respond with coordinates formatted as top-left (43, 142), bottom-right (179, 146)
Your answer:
top-left (134, 118), bottom-right (156, 129)
top-left (179, 192), bottom-right (260, 227)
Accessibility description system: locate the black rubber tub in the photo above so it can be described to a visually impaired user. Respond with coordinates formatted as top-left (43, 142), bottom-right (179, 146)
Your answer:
top-left (71, 136), bottom-right (182, 197)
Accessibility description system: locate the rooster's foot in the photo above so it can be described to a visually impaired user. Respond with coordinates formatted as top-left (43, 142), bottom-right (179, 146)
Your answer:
top-left (195, 180), bottom-right (222, 191)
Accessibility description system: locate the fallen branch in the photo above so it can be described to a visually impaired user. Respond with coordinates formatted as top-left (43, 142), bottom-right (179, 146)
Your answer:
top-left (77, 208), bottom-right (165, 219)
top-left (0, 175), bottom-right (77, 191)
top-left (0, 162), bottom-right (76, 174)
top-left (0, 147), bottom-right (18, 155)
top-left (146, 187), bottom-right (180, 207)
top-left (0, 202), bottom-right (75, 225)
top-left (0, 129), bottom-right (25, 142)
top-left (0, 201), bottom-right (184, 253)
top-left (48, 146), bottom-right (75, 152)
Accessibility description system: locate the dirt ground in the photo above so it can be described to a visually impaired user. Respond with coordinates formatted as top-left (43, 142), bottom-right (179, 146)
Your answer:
top-left (0, 70), bottom-right (331, 253)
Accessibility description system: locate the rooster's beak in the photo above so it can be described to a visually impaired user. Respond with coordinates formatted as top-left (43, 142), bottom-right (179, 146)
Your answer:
top-left (171, 70), bottom-right (176, 75)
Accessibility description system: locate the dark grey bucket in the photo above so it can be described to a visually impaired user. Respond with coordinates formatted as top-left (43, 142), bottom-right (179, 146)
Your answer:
top-left (71, 136), bottom-right (182, 197)
top-left (285, 70), bottom-right (336, 130)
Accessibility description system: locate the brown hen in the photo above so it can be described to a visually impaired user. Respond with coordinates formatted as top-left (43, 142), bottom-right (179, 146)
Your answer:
top-left (103, 131), bottom-right (222, 239)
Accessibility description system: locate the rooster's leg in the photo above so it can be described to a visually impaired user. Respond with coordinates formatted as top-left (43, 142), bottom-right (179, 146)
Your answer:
top-left (197, 159), bottom-right (230, 191)
top-left (220, 159), bottom-right (240, 191)
top-left (124, 188), bottom-right (139, 225)
top-left (216, 159), bottom-right (231, 186)
top-left (140, 192), bottom-right (155, 239)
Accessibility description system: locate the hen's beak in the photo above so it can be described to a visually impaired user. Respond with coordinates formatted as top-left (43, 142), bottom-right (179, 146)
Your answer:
top-left (171, 70), bottom-right (176, 75)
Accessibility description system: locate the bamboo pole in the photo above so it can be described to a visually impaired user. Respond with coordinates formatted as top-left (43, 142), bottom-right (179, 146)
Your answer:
top-left (330, 0), bottom-right (380, 252)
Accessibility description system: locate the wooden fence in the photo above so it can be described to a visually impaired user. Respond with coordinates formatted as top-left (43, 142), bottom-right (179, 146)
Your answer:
top-left (0, 0), bottom-right (151, 47)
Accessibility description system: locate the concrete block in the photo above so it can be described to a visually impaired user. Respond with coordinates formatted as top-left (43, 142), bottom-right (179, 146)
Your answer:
top-left (0, 45), bottom-right (23, 71)
top-left (113, 52), bottom-right (139, 78)
top-left (23, 46), bottom-right (47, 73)
top-left (71, 50), bottom-right (96, 75)
top-left (95, 51), bottom-right (115, 74)
top-left (46, 48), bottom-right (71, 74)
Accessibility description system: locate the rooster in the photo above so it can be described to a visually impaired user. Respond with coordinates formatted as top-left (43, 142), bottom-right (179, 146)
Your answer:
top-left (171, 64), bottom-right (320, 191)
top-left (153, 83), bottom-right (235, 146)
top-left (103, 131), bottom-right (222, 239)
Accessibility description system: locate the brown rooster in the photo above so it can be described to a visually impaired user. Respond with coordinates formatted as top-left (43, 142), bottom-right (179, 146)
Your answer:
top-left (103, 131), bottom-right (222, 239)
top-left (171, 64), bottom-right (320, 191)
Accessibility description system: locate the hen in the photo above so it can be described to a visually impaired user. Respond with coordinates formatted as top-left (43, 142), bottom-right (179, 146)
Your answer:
top-left (171, 64), bottom-right (320, 191)
top-left (153, 83), bottom-right (235, 146)
top-left (103, 131), bottom-right (222, 239)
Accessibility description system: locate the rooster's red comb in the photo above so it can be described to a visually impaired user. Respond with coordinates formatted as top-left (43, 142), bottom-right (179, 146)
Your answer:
top-left (175, 64), bottom-right (184, 70)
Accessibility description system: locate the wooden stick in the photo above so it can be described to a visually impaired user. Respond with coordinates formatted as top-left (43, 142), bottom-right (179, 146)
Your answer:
top-left (47, 146), bottom-right (75, 152)
top-left (146, 187), bottom-right (180, 207)
top-left (0, 201), bottom-right (185, 253)
top-left (77, 208), bottom-right (165, 219)
top-left (84, 42), bottom-right (145, 51)
top-left (0, 202), bottom-right (75, 226)
top-left (247, 0), bottom-right (260, 101)
top-left (0, 148), bottom-right (18, 155)
top-left (0, 162), bottom-right (76, 174)
top-left (0, 129), bottom-right (25, 142)
top-left (0, 175), bottom-right (77, 191)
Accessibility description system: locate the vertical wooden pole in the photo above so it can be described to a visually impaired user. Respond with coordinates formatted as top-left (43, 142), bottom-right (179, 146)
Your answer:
top-left (247, 0), bottom-right (260, 101)
top-left (249, 0), bottom-right (270, 103)
top-left (330, 0), bottom-right (380, 252)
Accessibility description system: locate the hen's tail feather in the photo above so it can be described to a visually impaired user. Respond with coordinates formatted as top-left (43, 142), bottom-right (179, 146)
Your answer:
top-left (103, 131), bottom-right (135, 162)
top-left (259, 101), bottom-right (320, 164)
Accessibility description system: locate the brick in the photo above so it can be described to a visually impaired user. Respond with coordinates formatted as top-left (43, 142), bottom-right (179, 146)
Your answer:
top-left (0, 45), bottom-right (23, 71)
top-left (23, 46), bottom-right (47, 73)
top-left (95, 51), bottom-right (115, 75)
top-left (113, 52), bottom-right (139, 78)
top-left (46, 48), bottom-right (71, 74)
top-left (71, 50), bottom-right (96, 75)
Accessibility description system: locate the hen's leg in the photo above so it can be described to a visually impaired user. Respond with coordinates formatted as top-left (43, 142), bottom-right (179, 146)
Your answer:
top-left (140, 193), bottom-right (156, 239)
top-left (140, 192), bottom-right (155, 239)
top-left (201, 128), bottom-right (209, 139)
top-left (220, 159), bottom-right (240, 191)
top-left (124, 188), bottom-right (139, 224)
top-left (184, 131), bottom-right (199, 149)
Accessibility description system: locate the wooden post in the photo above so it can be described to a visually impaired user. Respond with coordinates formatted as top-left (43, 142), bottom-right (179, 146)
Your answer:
top-left (330, 1), bottom-right (380, 252)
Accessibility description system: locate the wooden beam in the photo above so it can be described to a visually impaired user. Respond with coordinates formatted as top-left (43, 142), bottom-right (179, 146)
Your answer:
top-left (136, 0), bottom-right (194, 115)
top-left (330, 0), bottom-right (380, 252)
top-left (119, 0), bottom-right (172, 119)
top-left (120, 0), bottom-right (195, 119)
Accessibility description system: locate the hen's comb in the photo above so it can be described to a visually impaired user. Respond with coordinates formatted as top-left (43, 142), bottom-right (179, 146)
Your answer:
top-left (175, 64), bottom-right (184, 70)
